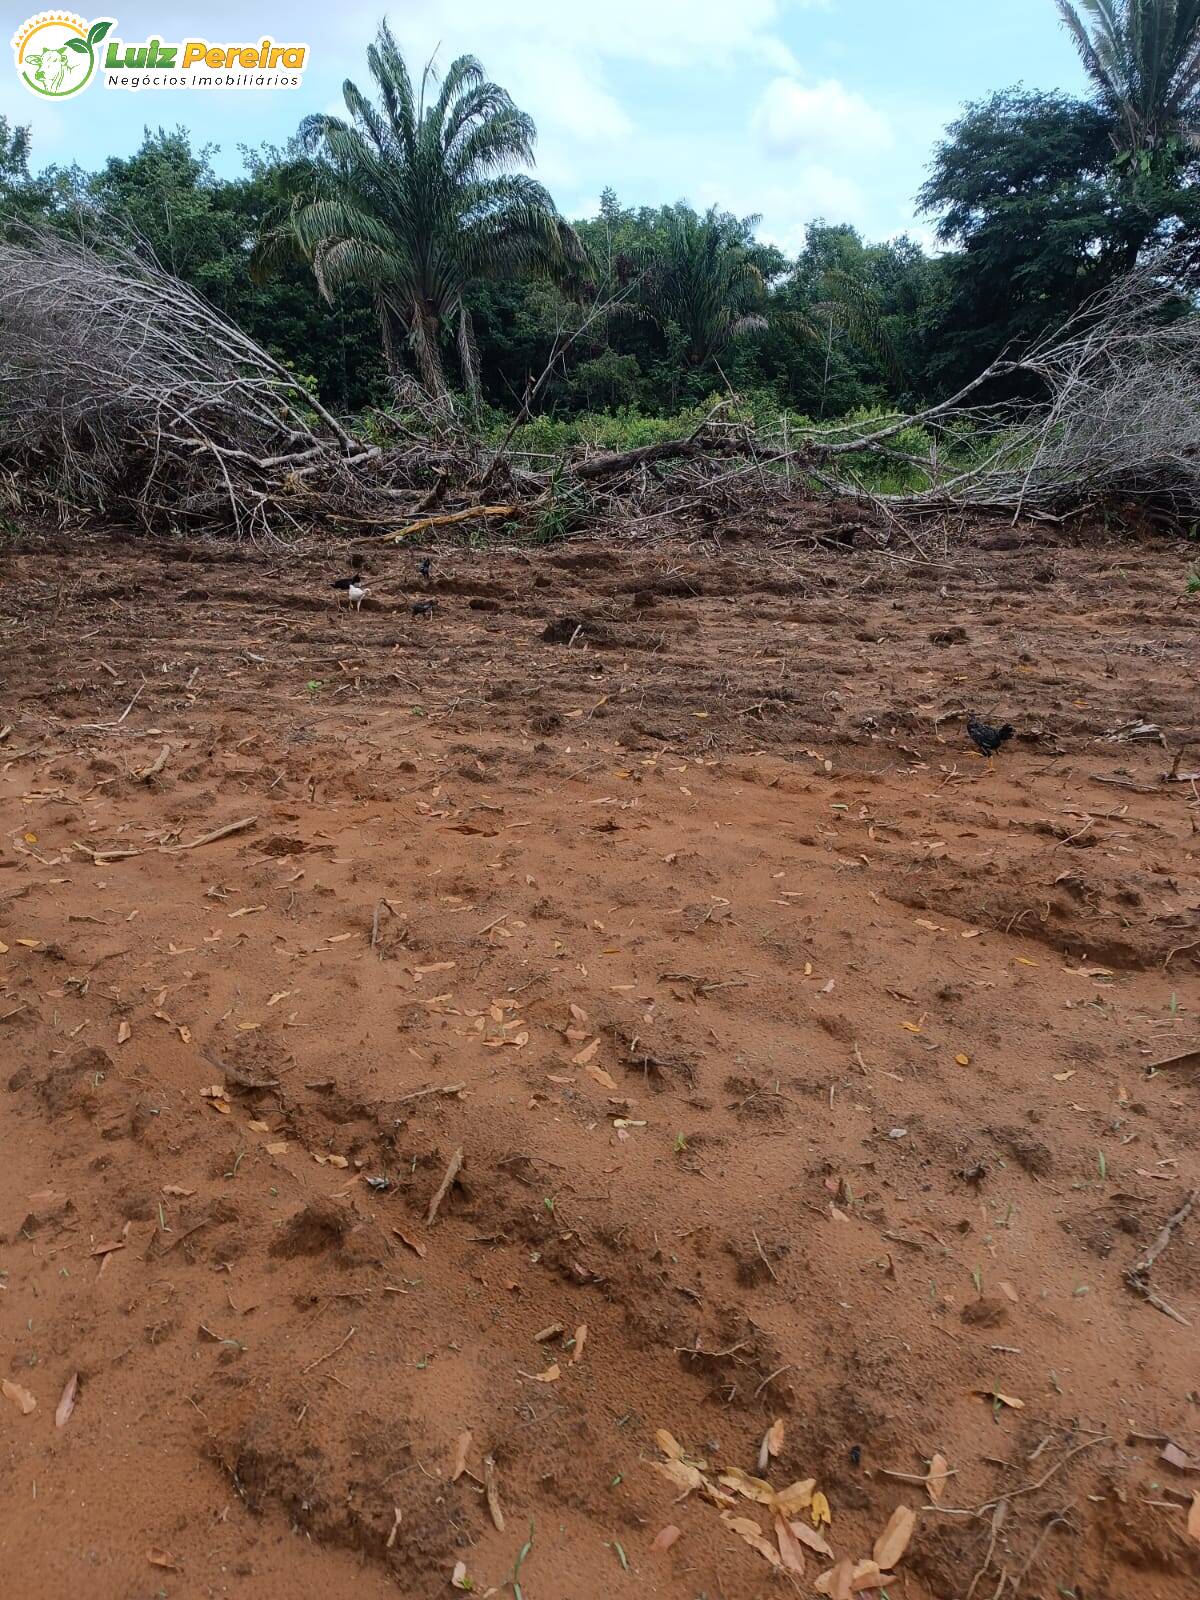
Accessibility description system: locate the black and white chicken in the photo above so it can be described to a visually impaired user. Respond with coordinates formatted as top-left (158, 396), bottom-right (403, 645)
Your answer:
top-left (332, 576), bottom-right (368, 611)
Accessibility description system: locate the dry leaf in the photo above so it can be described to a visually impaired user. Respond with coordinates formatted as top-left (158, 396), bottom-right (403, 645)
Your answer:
top-left (117, 1020), bottom-right (131, 1045)
top-left (521, 1364), bottom-right (561, 1383)
top-left (393, 1227), bottom-right (428, 1260)
top-left (1188, 1491), bottom-right (1200, 1544)
top-left (162, 1185), bottom-right (194, 1198)
top-left (873, 1504), bottom-right (916, 1568)
top-left (267, 990), bottom-right (292, 1006)
top-left (573, 1037), bottom-right (601, 1066)
top-left (722, 1513), bottom-right (781, 1567)
top-left (758, 1417), bottom-right (785, 1471)
top-left (534, 1322), bottom-right (565, 1342)
top-left (484, 1455), bottom-right (505, 1532)
top-left (656, 1428), bottom-right (685, 1461)
top-left (927, 1452), bottom-right (950, 1504)
top-left (2, 1378), bottom-right (37, 1415)
top-left (451, 1560), bottom-right (473, 1591)
top-left (975, 1389), bottom-right (1025, 1410)
top-left (651, 1524), bottom-right (682, 1553)
top-left (657, 1458), bottom-right (704, 1498)
top-left (774, 1515), bottom-right (807, 1574)
top-left (586, 1061), bottom-right (618, 1091)
top-left (1161, 1441), bottom-right (1194, 1472)
top-left (850, 1559), bottom-right (897, 1592)
top-left (147, 1549), bottom-right (178, 1571)
top-left (773, 1478), bottom-right (816, 1517)
top-left (265, 1141), bottom-right (289, 1156)
top-left (998, 1280), bottom-right (1019, 1304)
top-left (55, 1372), bottom-right (78, 1428)
top-left (248, 1119), bottom-right (270, 1133)
top-left (954, 1053), bottom-right (970, 1067)
top-left (719, 1465), bottom-right (777, 1505)
top-left (815, 1557), bottom-right (856, 1600)
top-left (788, 1519), bottom-right (834, 1558)
top-left (571, 1323), bottom-right (588, 1365)
top-left (811, 1490), bottom-right (832, 1527)
top-left (451, 1430), bottom-right (471, 1483)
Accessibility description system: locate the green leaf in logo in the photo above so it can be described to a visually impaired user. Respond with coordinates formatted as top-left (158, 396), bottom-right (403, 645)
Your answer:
top-left (87, 19), bottom-right (113, 45)
top-left (65, 37), bottom-right (89, 53)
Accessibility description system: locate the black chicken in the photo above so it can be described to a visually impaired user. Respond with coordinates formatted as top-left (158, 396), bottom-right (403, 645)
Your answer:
top-left (967, 715), bottom-right (1014, 760)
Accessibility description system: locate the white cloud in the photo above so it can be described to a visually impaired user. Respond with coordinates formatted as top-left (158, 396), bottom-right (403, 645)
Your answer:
top-left (753, 75), bottom-right (893, 159)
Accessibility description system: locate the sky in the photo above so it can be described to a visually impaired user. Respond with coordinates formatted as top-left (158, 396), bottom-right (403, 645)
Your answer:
top-left (3, 1), bottom-right (1090, 252)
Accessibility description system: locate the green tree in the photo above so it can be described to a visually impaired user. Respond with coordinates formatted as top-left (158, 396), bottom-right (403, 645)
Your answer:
top-left (638, 204), bottom-right (771, 379)
top-left (263, 23), bottom-right (579, 406)
top-left (1056, 0), bottom-right (1200, 160)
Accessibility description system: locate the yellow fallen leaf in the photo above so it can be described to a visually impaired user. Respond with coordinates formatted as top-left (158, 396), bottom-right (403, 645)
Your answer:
top-left (1015, 957), bottom-right (1038, 967)
top-left (573, 1038), bottom-right (601, 1066)
top-left (961, 929), bottom-right (981, 939)
top-left (927, 1453), bottom-right (950, 1505)
top-left (147, 1549), bottom-right (178, 1571)
top-left (773, 1478), bottom-right (816, 1518)
top-left (873, 1504), bottom-right (916, 1568)
top-left (267, 991), bottom-right (292, 1006)
top-left (265, 1142), bottom-right (288, 1156)
top-left (955, 1053), bottom-right (970, 1066)
top-left (721, 1513), bottom-right (780, 1567)
top-left (657, 1458), bottom-right (704, 1497)
top-left (1053, 1070), bottom-right (1076, 1082)
top-left (117, 1020), bottom-right (131, 1044)
top-left (0, 941), bottom-right (8, 953)
top-left (811, 1489), bottom-right (832, 1528)
top-left (15, 938), bottom-right (41, 948)
top-left (900, 1021), bottom-right (923, 1034)
top-left (788, 1519), bottom-right (834, 1558)
top-left (655, 1429), bottom-right (685, 1461)
top-left (248, 1119), bottom-right (270, 1133)
top-left (718, 1466), bottom-right (777, 1505)
top-left (23, 832), bottom-right (37, 844)
top-left (774, 1516), bottom-right (807, 1574)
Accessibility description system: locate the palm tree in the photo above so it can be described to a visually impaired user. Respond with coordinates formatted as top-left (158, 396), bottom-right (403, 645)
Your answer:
top-left (263, 24), bottom-right (578, 406)
top-left (1055, 0), bottom-right (1200, 160)
top-left (639, 205), bottom-right (769, 374)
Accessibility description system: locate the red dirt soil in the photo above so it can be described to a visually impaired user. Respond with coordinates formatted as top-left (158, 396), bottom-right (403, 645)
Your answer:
top-left (1, 520), bottom-right (1198, 1600)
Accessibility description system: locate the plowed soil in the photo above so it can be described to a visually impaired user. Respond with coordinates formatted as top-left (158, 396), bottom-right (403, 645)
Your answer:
top-left (1, 517), bottom-right (1198, 1600)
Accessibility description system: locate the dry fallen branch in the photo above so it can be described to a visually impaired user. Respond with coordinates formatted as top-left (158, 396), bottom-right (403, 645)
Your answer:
top-left (426, 1146), bottom-right (464, 1225)
top-left (1126, 1189), bottom-right (1198, 1326)
top-left (161, 816), bottom-right (257, 853)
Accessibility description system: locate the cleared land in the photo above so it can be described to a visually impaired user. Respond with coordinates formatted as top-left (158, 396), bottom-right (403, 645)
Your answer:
top-left (0, 517), bottom-right (1197, 1600)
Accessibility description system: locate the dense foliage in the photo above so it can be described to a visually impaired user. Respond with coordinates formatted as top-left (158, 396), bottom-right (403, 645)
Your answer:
top-left (1, 2), bottom-right (1197, 426)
